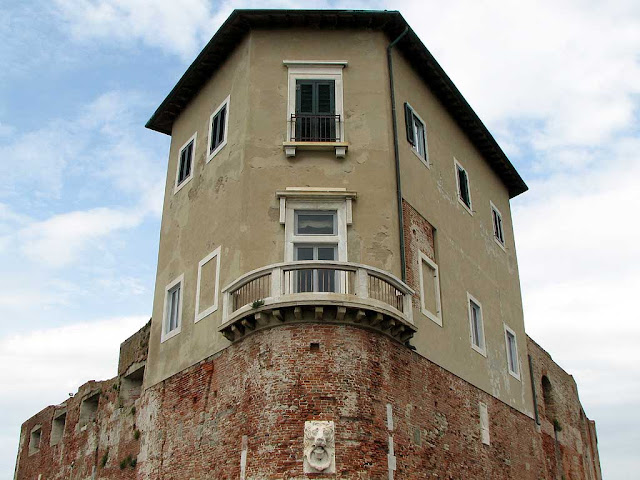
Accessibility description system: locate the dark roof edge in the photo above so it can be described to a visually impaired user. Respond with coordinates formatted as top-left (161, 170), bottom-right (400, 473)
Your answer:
top-left (145, 9), bottom-right (527, 198)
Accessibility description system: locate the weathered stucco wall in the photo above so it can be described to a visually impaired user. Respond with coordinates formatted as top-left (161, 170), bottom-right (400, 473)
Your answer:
top-left (145, 26), bottom-right (533, 417)
top-left (17, 325), bottom-right (600, 480)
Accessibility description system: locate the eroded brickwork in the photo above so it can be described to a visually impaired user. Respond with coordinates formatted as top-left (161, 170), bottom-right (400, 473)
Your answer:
top-left (16, 324), bottom-right (601, 480)
top-left (402, 199), bottom-right (436, 307)
top-left (118, 320), bottom-right (151, 377)
top-left (528, 337), bottom-right (602, 480)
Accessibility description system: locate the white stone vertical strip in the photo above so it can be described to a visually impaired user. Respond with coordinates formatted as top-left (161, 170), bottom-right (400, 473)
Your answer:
top-left (479, 402), bottom-right (490, 445)
top-left (386, 403), bottom-right (396, 479)
top-left (387, 435), bottom-right (396, 480)
top-left (240, 435), bottom-right (248, 480)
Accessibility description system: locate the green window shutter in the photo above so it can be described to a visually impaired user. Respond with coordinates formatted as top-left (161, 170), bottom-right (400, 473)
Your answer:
top-left (405, 103), bottom-right (415, 145)
top-left (296, 81), bottom-right (315, 114)
top-left (317, 82), bottom-right (335, 114)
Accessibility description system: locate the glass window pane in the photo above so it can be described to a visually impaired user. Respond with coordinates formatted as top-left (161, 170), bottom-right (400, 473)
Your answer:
top-left (296, 213), bottom-right (335, 235)
top-left (317, 247), bottom-right (335, 261)
top-left (295, 247), bottom-right (314, 261)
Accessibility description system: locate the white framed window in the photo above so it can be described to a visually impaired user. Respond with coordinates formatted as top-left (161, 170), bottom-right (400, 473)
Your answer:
top-left (194, 246), bottom-right (221, 323)
top-left (174, 132), bottom-right (196, 193)
top-left (467, 292), bottom-right (486, 356)
top-left (504, 324), bottom-right (521, 380)
top-left (490, 201), bottom-right (505, 249)
top-left (404, 103), bottom-right (429, 166)
top-left (418, 250), bottom-right (442, 326)
top-left (207, 95), bottom-right (230, 162)
top-left (284, 61), bottom-right (347, 157)
top-left (280, 190), bottom-right (352, 263)
top-left (454, 158), bottom-right (472, 214)
top-left (161, 274), bottom-right (184, 342)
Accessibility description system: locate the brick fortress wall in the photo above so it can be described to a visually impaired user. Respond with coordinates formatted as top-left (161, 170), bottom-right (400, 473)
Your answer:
top-left (16, 321), bottom-right (601, 479)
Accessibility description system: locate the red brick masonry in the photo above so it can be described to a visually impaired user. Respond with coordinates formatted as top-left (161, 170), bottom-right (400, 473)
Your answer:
top-left (16, 323), bottom-right (601, 479)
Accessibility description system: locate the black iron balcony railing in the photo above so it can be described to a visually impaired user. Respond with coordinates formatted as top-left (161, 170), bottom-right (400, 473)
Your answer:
top-left (290, 114), bottom-right (341, 142)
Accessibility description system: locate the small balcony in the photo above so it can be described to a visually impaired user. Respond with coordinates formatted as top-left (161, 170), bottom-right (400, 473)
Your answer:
top-left (219, 261), bottom-right (416, 343)
top-left (283, 114), bottom-right (348, 158)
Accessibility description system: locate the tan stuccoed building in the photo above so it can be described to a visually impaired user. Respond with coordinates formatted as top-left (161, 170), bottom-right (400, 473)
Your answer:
top-left (145, 11), bottom-right (532, 414)
top-left (15, 10), bottom-right (602, 480)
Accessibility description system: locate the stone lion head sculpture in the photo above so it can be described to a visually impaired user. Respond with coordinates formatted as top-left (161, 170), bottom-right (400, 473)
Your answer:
top-left (303, 420), bottom-right (336, 473)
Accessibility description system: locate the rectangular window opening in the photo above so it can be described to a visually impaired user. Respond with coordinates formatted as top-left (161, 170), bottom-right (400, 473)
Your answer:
top-left (404, 103), bottom-right (428, 164)
top-left (294, 80), bottom-right (337, 142)
top-left (208, 96), bottom-right (230, 161)
top-left (177, 140), bottom-right (193, 186)
top-left (29, 426), bottom-right (42, 455)
top-left (491, 203), bottom-right (505, 246)
top-left (121, 366), bottom-right (145, 401)
top-left (505, 326), bottom-right (520, 379)
top-left (50, 411), bottom-right (66, 446)
top-left (79, 392), bottom-right (99, 427)
top-left (457, 164), bottom-right (471, 209)
top-left (468, 295), bottom-right (485, 355)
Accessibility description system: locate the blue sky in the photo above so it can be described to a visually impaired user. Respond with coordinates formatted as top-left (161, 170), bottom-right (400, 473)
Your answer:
top-left (1, 1), bottom-right (638, 478)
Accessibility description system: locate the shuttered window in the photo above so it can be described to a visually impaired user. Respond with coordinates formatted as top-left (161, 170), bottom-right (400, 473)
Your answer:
top-left (209, 105), bottom-right (226, 154)
top-left (404, 103), bottom-right (428, 162)
top-left (294, 80), bottom-right (337, 141)
top-left (456, 162), bottom-right (472, 209)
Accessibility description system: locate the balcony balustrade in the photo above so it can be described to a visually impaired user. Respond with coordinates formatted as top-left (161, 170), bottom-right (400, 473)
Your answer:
top-left (219, 261), bottom-right (416, 343)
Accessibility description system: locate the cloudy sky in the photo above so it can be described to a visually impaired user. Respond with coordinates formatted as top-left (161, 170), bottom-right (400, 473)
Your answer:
top-left (1, 0), bottom-right (638, 478)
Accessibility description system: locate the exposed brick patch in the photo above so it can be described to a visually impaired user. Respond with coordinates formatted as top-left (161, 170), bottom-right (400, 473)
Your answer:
top-left (402, 199), bottom-right (435, 307)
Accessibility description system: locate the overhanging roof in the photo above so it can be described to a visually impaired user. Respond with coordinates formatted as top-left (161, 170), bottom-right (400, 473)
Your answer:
top-left (146, 9), bottom-right (527, 198)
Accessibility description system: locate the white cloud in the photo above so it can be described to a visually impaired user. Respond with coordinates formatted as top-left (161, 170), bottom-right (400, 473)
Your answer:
top-left (18, 207), bottom-right (144, 267)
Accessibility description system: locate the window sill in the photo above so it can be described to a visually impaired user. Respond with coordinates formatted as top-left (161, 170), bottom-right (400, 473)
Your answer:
top-left (471, 343), bottom-right (487, 357)
top-left (494, 236), bottom-right (506, 252)
top-left (411, 147), bottom-right (430, 168)
top-left (283, 141), bottom-right (348, 158)
top-left (458, 197), bottom-right (473, 216)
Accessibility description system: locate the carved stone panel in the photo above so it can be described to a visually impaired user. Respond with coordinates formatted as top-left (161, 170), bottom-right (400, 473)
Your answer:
top-left (303, 420), bottom-right (336, 474)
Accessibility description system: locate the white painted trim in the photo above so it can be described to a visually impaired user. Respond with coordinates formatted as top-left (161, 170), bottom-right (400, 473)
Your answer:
top-left (194, 246), bottom-right (222, 323)
top-left (418, 250), bottom-right (442, 326)
top-left (206, 95), bottom-right (230, 163)
top-left (490, 201), bottom-right (506, 251)
top-left (283, 60), bottom-right (348, 67)
top-left (284, 199), bottom-right (348, 262)
top-left (467, 292), bottom-right (486, 357)
top-left (174, 132), bottom-right (197, 194)
top-left (454, 157), bottom-right (473, 215)
top-left (161, 274), bottom-right (184, 343)
top-left (405, 102), bottom-right (430, 168)
top-left (286, 64), bottom-right (345, 143)
top-left (503, 323), bottom-right (521, 380)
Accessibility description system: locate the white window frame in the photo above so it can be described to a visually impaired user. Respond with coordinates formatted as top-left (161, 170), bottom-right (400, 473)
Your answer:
top-left (467, 292), bottom-right (486, 356)
top-left (161, 274), bottom-right (184, 343)
top-left (194, 246), bottom-right (221, 323)
top-left (284, 61), bottom-right (346, 143)
top-left (490, 201), bottom-right (506, 250)
top-left (405, 102), bottom-right (429, 167)
top-left (504, 324), bottom-right (521, 380)
top-left (207, 95), bottom-right (230, 162)
top-left (454, 158), bottom-right (473, 215)
top-left (174, 132), bottom-right (196, 194)
top-left (418, 250), bottom-right (442, 326)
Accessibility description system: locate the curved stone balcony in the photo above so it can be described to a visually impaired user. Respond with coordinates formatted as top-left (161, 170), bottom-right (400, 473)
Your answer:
top-left (219, 261), bottom-right (417, 343)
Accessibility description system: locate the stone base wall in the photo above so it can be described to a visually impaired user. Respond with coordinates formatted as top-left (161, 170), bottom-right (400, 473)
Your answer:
top-left (16, 324), bottom-right (600, 479)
